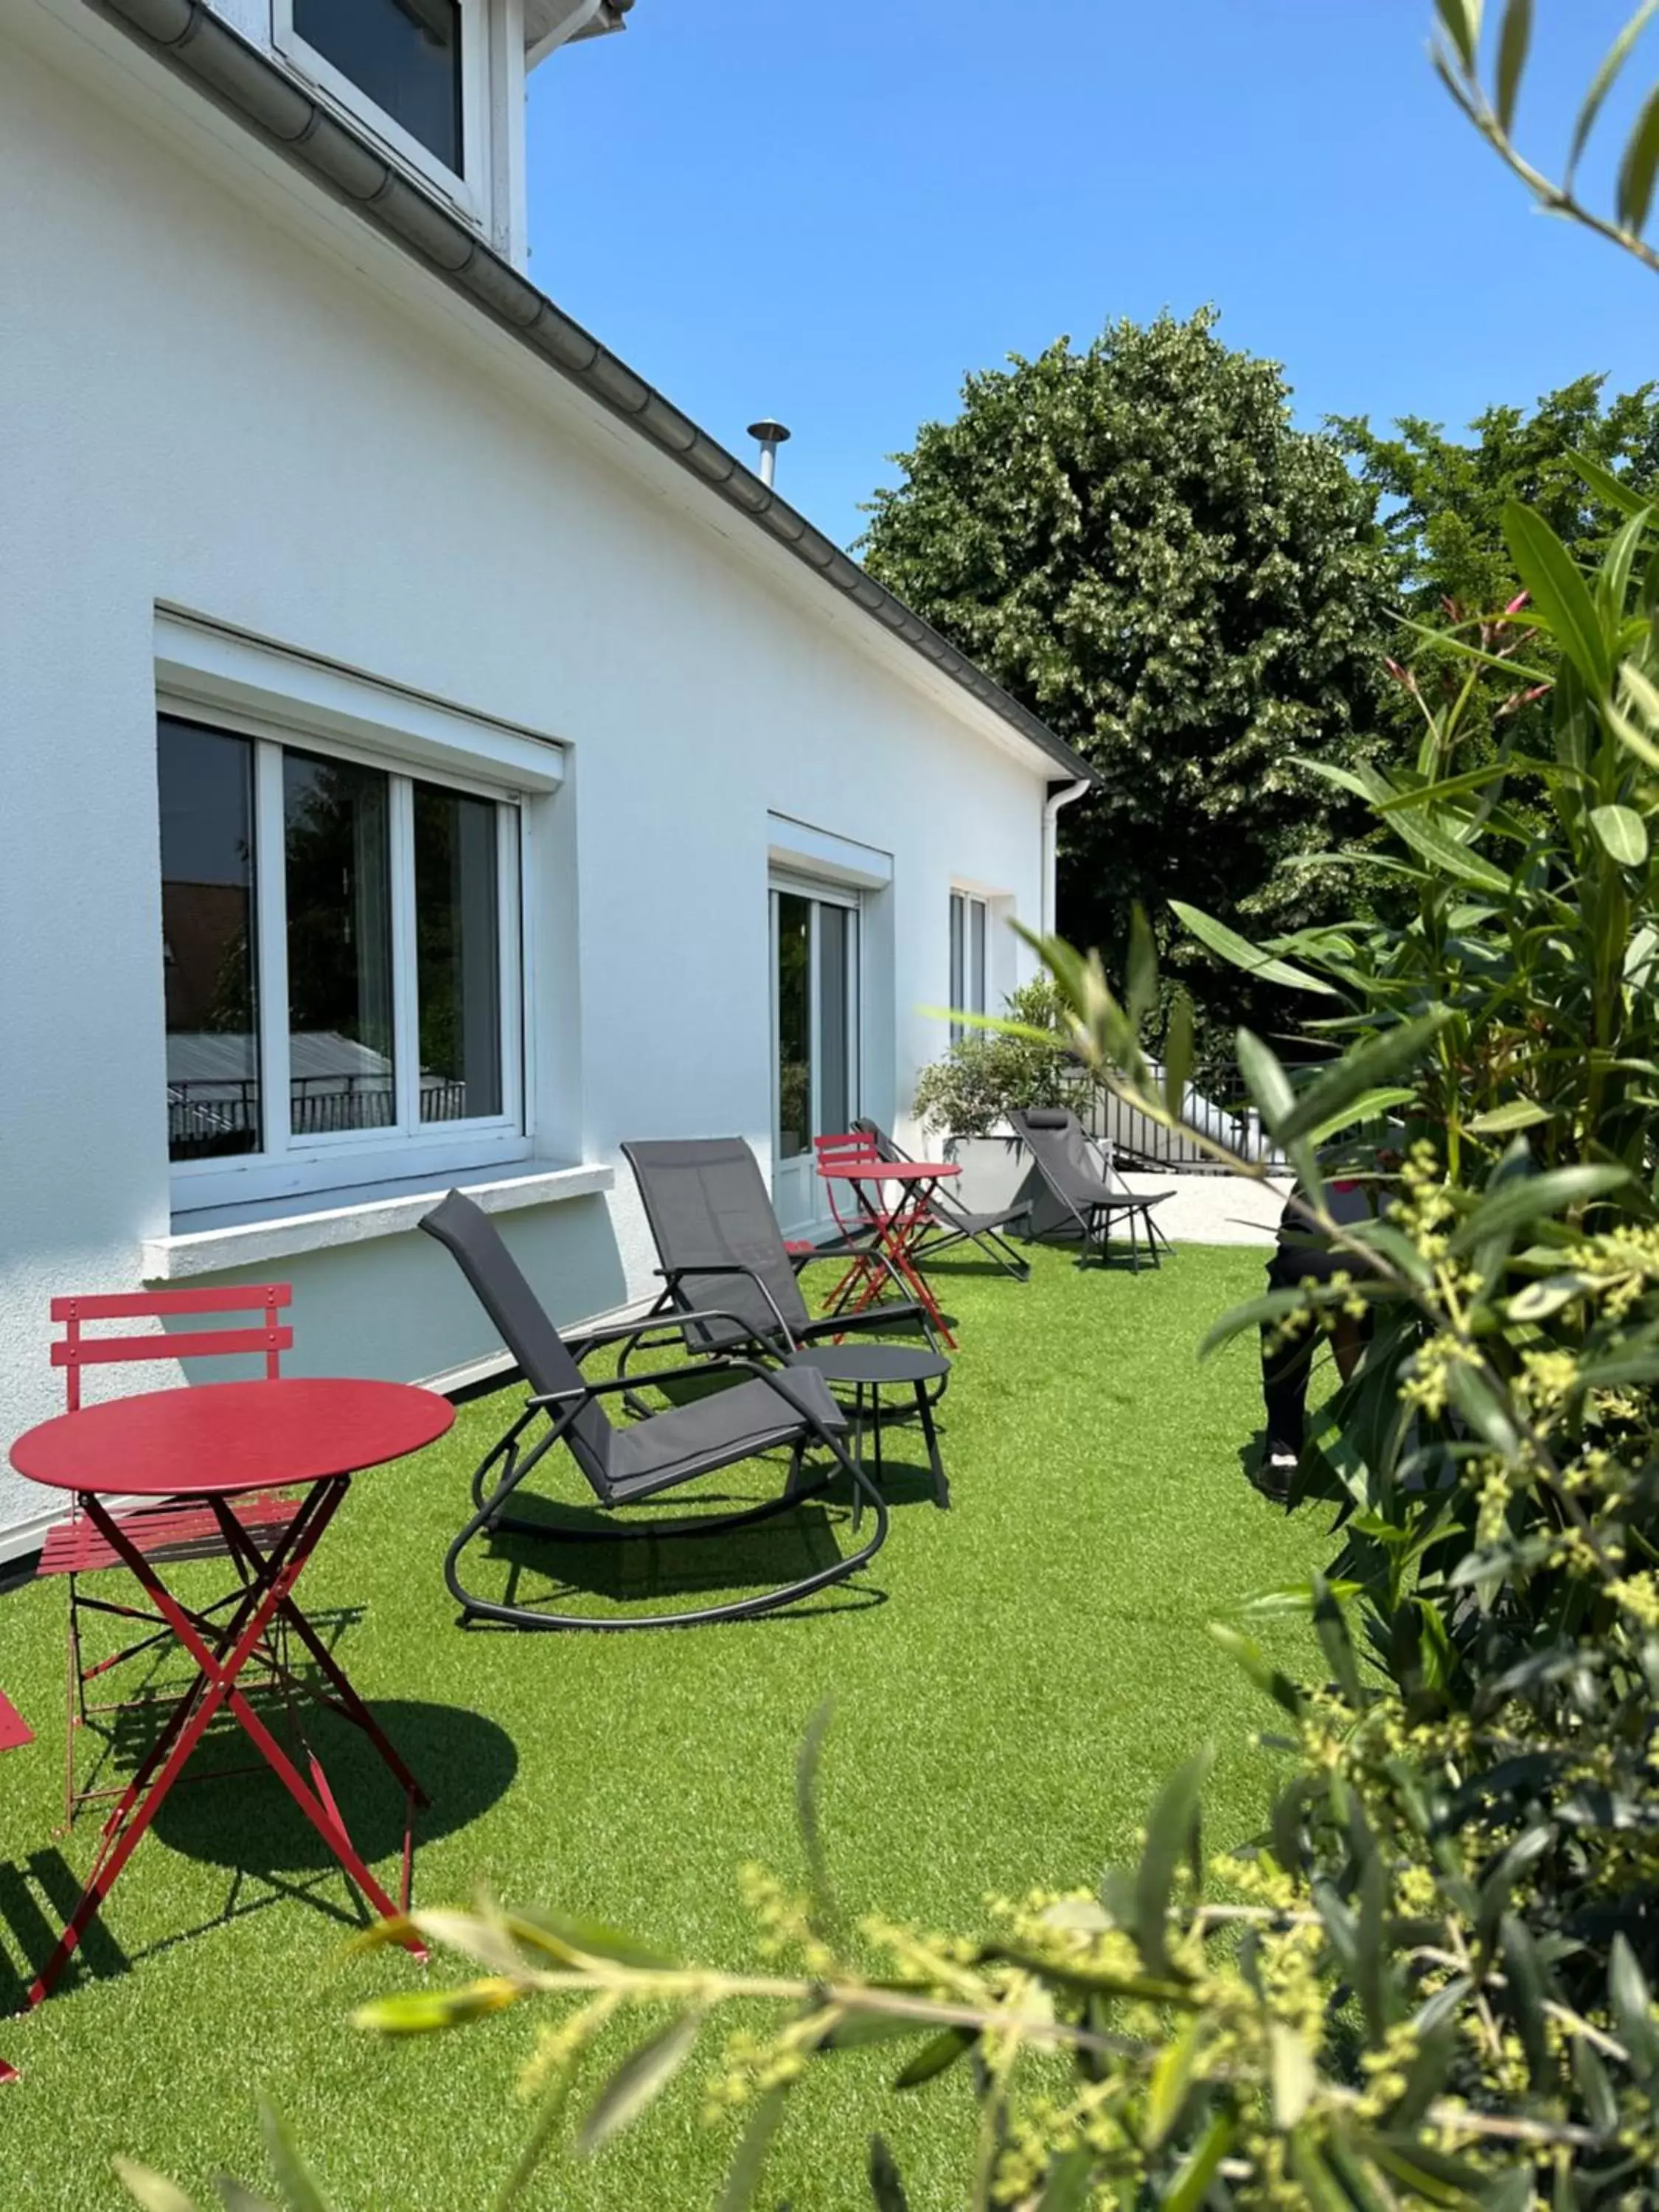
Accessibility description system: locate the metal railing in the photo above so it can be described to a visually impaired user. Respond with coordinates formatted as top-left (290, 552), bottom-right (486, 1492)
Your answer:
top-left (1067, 1060), bottom-right (1282, 1175)
top-left (167, 1076), bottom-right (471, 1150)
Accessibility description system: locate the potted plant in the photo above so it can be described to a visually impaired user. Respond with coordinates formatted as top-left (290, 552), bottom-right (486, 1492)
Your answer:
top-left (910, 977), bottom-right (1078, 1211)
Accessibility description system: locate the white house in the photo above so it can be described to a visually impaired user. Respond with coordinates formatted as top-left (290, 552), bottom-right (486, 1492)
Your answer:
top-left (0, 0), bottom-right (1092, 1560)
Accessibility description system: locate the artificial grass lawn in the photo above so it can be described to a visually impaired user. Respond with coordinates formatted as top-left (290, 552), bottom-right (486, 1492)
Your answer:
top-left (0, 1243), bottom-right (1331, 2210)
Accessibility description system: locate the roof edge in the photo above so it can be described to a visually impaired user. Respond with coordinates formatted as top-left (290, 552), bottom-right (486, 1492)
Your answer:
top-left (74, 0), bottom-right (1096, 785)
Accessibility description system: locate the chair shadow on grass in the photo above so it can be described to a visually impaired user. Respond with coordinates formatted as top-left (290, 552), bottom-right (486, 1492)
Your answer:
top-left (0, 1849), bottom-right (133, 2011)
top-left (908, 1251), bottom-right (1027, 1282)
top-left (69, 1603), bottom-right (368, 1816)
top-left (1031, 1237), bottom-right (1164, 1275)
top-left (469, 1465), bottom-right (889, 1628)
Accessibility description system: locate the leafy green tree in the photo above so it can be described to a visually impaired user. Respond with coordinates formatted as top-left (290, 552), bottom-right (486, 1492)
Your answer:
top-left (1334, 374), bottom-right (1659, 623)
top-left (1326, 385), bottom-right (1658, 861)
top-left (858, 310), bottom-right (1397, 1045)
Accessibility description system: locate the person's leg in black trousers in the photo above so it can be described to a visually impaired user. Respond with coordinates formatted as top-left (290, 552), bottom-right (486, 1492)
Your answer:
top-left (1258, 1242), bottom-right (1366, 1496)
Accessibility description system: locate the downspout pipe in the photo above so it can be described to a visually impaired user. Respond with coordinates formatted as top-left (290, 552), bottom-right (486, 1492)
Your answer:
top-left (1041, 778), bottom-right (1090, 940)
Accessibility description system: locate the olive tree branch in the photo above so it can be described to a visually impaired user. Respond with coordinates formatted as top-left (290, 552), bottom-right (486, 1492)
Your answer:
top-left (1432, 33), bottom-right (1659, 279)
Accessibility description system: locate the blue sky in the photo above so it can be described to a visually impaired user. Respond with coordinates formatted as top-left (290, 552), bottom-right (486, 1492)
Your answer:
top-left (525, 3), bottom-right (1658, 551)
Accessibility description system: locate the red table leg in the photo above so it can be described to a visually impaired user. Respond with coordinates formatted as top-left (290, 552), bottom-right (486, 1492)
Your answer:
top-left (26, 1480), bottom-right (424, 2008)
top-left (834, 1180), bottom-right (958, 1348)
top-left (884, 1196), bottom-right (944, 1331)
top-left (815, 1170), bottom-right (894, 1320)
top-left (250, 1534), bottom-right (427, 1913)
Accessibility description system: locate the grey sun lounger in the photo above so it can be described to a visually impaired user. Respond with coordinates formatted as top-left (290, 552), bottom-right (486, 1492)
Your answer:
top-left (852, 1118), bottom-right (1031, 1281)
top-left (420, 1189), bottom-right (886, 1630)
top-left (1008, 1107), bottom-right (1174, 1273)
top-left (621, 1139), bottom-right (945, 1389)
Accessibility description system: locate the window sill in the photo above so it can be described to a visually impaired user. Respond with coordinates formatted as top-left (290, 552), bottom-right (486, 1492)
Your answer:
top-left (145, 1162), bottom-right (614, 1281)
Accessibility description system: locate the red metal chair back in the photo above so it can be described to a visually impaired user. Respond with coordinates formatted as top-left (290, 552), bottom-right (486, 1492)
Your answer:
top-left (813, 1130), bottom-right (883, 1172)
top-left (52, 1285), bottom-right (293, 1413)
top-left (813, 1132), bottom-right (888, 1245)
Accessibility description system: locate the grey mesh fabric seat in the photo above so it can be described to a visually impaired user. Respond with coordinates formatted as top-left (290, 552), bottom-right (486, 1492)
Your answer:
top-left (621, 1139), bottom-right (944, 1381)
top-left (420, 1190), bottom-right (886, 1630)
top-left (852, 1118), bottom-right (1031, 1281)
top-left (1009, 1107), bottom-right (1174, 1273)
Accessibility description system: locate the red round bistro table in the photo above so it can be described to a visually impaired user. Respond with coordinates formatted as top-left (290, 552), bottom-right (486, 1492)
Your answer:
top-left (10, 1377), bottom-right (454, 2008)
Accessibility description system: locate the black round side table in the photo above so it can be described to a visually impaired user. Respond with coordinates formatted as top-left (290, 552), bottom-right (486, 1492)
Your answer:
top-left (786, 1343), bottom-right (952, 1512)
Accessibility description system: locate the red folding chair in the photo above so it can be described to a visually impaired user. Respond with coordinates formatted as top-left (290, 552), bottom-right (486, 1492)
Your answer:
top-left (0, 1688), bottom-right (31, 2083)
top-left (33, 1285), bottom-right (302, 1828)
top-left (813, 1131), bottom-right (897, 1314)
top-left (813, 1132), bottom-right (961, 1347)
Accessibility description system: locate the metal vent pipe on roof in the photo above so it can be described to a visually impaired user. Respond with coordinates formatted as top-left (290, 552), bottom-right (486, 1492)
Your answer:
top-left (746, 418), bottom-right (790, 490)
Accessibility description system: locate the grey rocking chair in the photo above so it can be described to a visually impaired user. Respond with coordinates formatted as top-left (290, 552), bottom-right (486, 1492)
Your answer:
top-left (852, 1118), bottom-right (1032, 1281)
top-left (420, 1191), bottom-right (887, 1630)
top-left (1009, 1107), bottom-right (1175, 1272)
top-left (621, 1139), bottom-right (946, 1398)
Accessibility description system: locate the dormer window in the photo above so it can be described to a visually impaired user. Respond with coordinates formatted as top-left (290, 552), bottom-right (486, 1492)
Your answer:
top-left (295, 0), bottom-right (464, 170)
top-left (274, 0), bottom-right (487, 215)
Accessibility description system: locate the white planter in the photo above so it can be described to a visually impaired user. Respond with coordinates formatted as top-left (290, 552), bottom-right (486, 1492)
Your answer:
top-left (939, 1130), bottom-right (1030, 1215)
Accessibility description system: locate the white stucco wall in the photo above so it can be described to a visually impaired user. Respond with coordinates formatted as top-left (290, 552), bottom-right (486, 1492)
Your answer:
top-left (0, 11), bottom-right (1057, 1546)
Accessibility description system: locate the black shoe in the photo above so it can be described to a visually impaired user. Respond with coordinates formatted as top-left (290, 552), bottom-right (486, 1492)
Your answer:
top-left (1251, 1444), bottom-right (1298, 1503)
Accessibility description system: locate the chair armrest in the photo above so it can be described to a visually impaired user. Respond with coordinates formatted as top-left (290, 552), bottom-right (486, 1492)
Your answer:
top-left (657, 1263), bottom-right (796, 1346)
top-left (791, 1229), bottom-right (880, 1258)
top-left (650, 1304), bottom-right (794, 1346)
top-left (810, 1281), bottom-right (941, 1358)
top-left (569, 1306), bottom-right (780, 1364)
top-left (723, 1357), bottom-right (844, 1439)
top-left (564, 1312), bottom-right (678, 1355)
top-left (528, 1357), bottom-right (738, 1408)
top-left (823, 1299), bottom-right (928, 1335)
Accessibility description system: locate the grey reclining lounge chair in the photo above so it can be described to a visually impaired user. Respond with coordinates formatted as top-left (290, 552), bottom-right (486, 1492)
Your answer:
top-left (852, 1118), bottom-right (1032, 1281)
top-left (420, 1190), bottom-right (886, 1630)
top-left (1008, 1107), bottom-right (1174, 1272)
top-left (622, 1139), bottom-right (945, 1397)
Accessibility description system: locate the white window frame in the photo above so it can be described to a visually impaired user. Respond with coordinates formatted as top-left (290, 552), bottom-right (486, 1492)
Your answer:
top-left (271, 0), bottom-right (492, 223)
top-left (949, 888), bottom-right (990, 1044)
top-left (162, 700), bottom-right (536, 1210)
top-left (768, 872), bottom-right (863, 1171)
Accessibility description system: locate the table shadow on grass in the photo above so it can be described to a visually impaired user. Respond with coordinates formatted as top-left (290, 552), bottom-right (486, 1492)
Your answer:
top-left (852, 1461), bottom-right (947, 1512)
top-left (2, 1702), bottom-right (516, 1997)
top-left (146, 1699), bottom-right (517, 1873)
